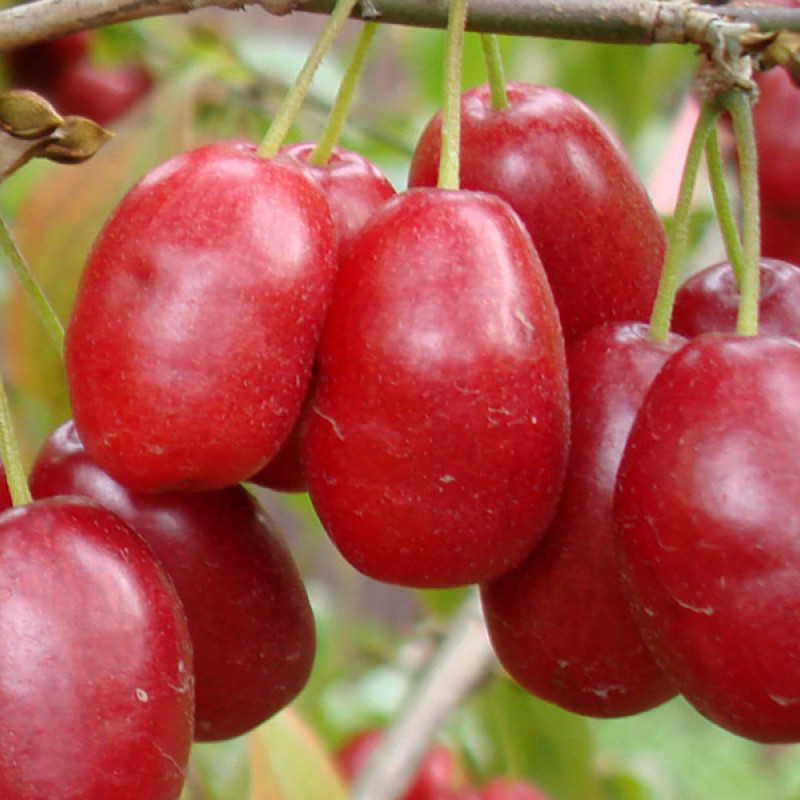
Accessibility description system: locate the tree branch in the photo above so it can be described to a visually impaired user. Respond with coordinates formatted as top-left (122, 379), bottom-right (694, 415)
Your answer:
top-left (2, 0), bottom-right (800, 54)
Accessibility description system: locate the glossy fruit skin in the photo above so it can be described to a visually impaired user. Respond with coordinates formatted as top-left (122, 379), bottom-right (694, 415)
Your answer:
top-left (336, 729), bottom-right (463, 800)
top-left (250, 145), bottom-right (395, 493)
top-left (0, 497), bottom-right (194, 799)
top-left (53, 60), bottom-right (152, 125)
top-left (29, 419), bottom-right (316, 741)
top-left (482, 322), bottom-right (680, 717)
top-left (65, 140), bottom-right (338, 491)
top-left (614, 334), bottom-right (800, 742)
top-left (302, 188), bottom-right (569, 588)
top-left (672, 259), bottom-right (800, 339)
top-left (408, 83), bottom-right (666, 342)
top-left (761, 206), bottom-right (800, 267)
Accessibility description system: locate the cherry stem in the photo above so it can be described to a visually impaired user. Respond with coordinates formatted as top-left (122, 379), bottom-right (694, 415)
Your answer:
top-left (257, 0), bottom-right (360, 159)
top-left (723, 88), bottom-right (761, 337)
top-left (648, 105), bottom-right (719, 342)
top-left (705, 127), bottom-right (745, 289)
top-left (0, 214), bottom-right (64, 354)
top-left (0, 370), bottom-right (31, 507)
top-left (307, 21), bottom-right (378, 166)
top-left (481, 34), bottom-right (508, 111)
top-left (437, 0), bottom-right (470, 191)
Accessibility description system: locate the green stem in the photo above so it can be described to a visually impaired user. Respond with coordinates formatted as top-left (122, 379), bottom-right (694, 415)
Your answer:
top-left (257, 0), bottom-right (361, 159)
top-left (0, 374), bottom-right (31, 507)
top-left (481, 34), bottom-right (508, 110)
top-left (438, 0), bottom-right (470, 191)
top-left (308, 21), bottom-right (378, 166)
top-left (0, 215), bottom-right (64, 354)
top-left (648, 105), bottom-right (719, 342)
top-left (724, 89), bottom-right (761, 337)
top-left (705, 127), bottom-right (745, 289)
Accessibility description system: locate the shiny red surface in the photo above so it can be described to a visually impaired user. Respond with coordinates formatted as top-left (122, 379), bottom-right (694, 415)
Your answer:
top-left (408, 83), bottom-right (665, 342)
top-left (672, 259), bottom-right (800, 339)
top-left (482, 322), bottom-right (680, 717)
top-left (0, 497), bottom-right (194, 798)
top-left (614, 334), bottom-right (800, 742)
top-left (302, 188), bottom-right (569, 588)
top-left (30, 419), bottom-right (316, 741)
top-left (65, 140), bottom-right (338, 491)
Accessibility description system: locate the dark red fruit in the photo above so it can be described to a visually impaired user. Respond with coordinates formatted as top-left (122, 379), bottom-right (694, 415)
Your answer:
top-left (53, 60), bottom-right (152, 125)
top-left (250, 145), bottom-right (395, 494)
top-left (672, 259), bottom-right (800, 339)
top-left (482, 322), bottom-right (680, 717)
top-left (336, 729), bottom-right (463, 800)
top-left (0, 497), bottom-right (194, 798)
top-left (302, 188), bottom-right (569, 588)
top-left (5, 32), bottom-right (90, 94)
top-left (29, 419), bottom-right (316, 741)
top-left (65, 140), bottom-right (338, 492)
top-left (408, 83), bottom-right (666, 342)
top-left (614, 334), bottom-right (800, 742)
top-left (761, 207), bottom-right (800, 267)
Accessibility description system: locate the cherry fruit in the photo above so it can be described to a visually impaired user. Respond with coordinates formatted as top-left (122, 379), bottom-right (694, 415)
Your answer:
top-left (614, 334), bottom-right (800, 742)
top-left (302, 188), bottom-right (569, 587)
top-left (65, 140), bottom-right (338, 491)
top-left (408, 83), bottom-right (666, 342)
top-left (476, 777), bottom-right (553, 800)
top-left (481, 322), bottom-right (680, 717)
top-left (0, 497), bottom-right (194, 798)
top-left (29, 419), bottom-right (316, 741)
top-left (672, 259), bottom-right (800, 339)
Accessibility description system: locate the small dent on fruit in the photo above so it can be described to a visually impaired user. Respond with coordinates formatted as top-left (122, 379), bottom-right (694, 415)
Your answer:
top-left (672, 596), bottom-right (714, 615)
top-left (768, 692), bottom-right (800, 707)
top-left (135, 688), bottom-right (149, 703)
top-left (513, 308), bottom-right (535, 340)
top-left (530, 416), bottom-right (538, 425)
top-left (312, 405), bottom-right (345, 440)
top-left (439, 474), bottom-right (456, 484)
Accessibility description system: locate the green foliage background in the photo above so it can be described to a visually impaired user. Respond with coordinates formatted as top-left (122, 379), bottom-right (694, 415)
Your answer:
top-left (2, 9), bottom-right (798, 800)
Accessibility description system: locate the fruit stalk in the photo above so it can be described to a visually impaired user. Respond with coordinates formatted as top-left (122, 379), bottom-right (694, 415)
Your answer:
top-left (437, 0), bottom-right (469, 191)
top-left (724, 88), bottom-right (761, 337)
top-left (648, 104), bottom-right (720, 342)
top-left (257, 0), bottom-right (361, 158)
top-left (481, 34), bottom-right (508, 111)
top-left (308, 21), bottom-right (378, 166)
top-left (0, 214), bottom-right (64, 353)
top-left (0, 368), bottom-right (31, 506)
top-left (705, 127), bottom-right (745, 287)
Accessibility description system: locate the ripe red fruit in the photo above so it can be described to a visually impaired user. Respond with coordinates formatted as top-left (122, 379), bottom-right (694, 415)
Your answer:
top-left (65, 140), bottom-right (338, 491)
top-left (672, 259), bottom-right (800, 339)
top-left (336, 729), bottom-right (463, 800)
top-left (302, 188), bottom-right (569, 588)
top-left (477, 777), bottom-right (552, 800)
top-left (29, 419), bottom-right (316, 741)
top-left (53, 60), bottom-right (153, 125)
top-left (761, 206), bottom-right (800, 266)
top-left (250, 144), bottom-right (396, 493)
top-left (0, 497), bottom-right (194, 799)
top-left (482, 322), bottom-right (680, 717)
top-left (614, 334), bottom-right (800, 742)
top-left (408, 83), bottom-right (666, 342)
top-left (4, 32), bottom-right (90, 94)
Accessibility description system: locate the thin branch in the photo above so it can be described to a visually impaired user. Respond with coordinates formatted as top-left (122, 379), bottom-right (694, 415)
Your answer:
top-left (2, 0), bottom-right (800, 55)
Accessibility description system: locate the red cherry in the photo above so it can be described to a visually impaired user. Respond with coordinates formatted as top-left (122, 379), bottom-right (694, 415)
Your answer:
top-left (408, 83), bottom-right (666, 342)
top-left (482, 322), bottom-right (680, 717)
top-left (336, 729), bottom-right (463, 800)
top-left (29, 419), bottom-right (316, 741)
top-left (65, 140), bottom-right (338, 491)
top-left (4, 32), bottom-right (90, 94)
top-left (761, 206), bottom-right (800, 266)
top-left (302, 188), bottom-right (569, 588)
top-left (250, 144), bottom-right (396, 494)
top-left (53, 60), bottom-right (153, 125)
top-left (614, 334), bottom-right (800, 742)
top-left (478, 777), bottom-right (552, 800)
top-left (0, 497), bottom-right (194, 798)
top-left (672, 259), bottom-right (800, 339)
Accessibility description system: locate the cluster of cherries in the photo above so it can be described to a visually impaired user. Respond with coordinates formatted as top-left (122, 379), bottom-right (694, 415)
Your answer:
top-left (4, 31), bottom-right (152, 125)
top-left (3, 24), bottom-right (800, 796)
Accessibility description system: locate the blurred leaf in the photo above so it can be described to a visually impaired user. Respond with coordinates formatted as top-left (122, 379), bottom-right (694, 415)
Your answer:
top-left (599, 771), bottom-right (654, 800)
top-left (465, 676), bottom-right (600, 800)
top-left (184, 737), bottom-right (251, 800)
top-left (248, 708), bottom-right (349, 800)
